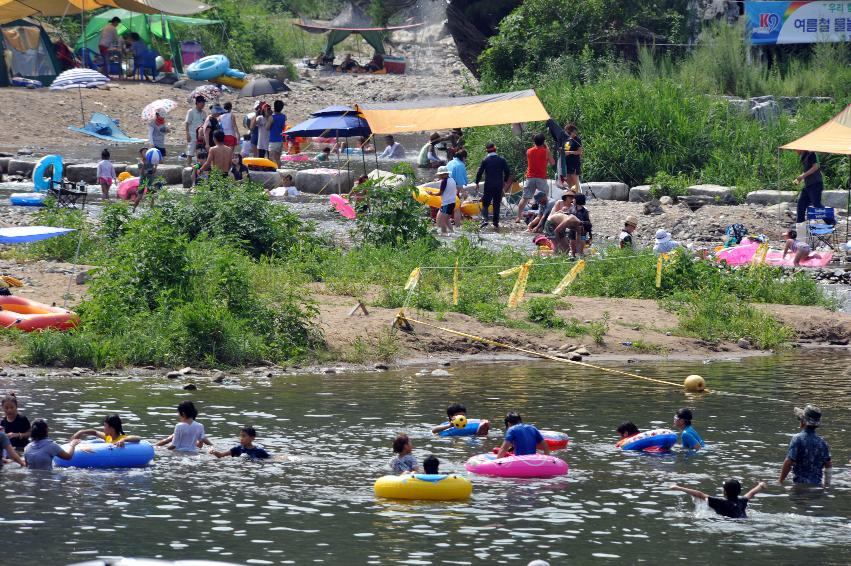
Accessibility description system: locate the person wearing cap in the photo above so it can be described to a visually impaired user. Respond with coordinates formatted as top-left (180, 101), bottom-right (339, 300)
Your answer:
top-left (619, 216), bottom-right (638, 249)
top-left (780, 405), bottom-right (831, 486)
top-left (379, 135), bottom-right (406, 159)
top-left (474, 143), bottom-right (511, 231)
top-left (435, 166), bottom-right (457, 235)
top-left (517, 133), bottom-right (555, 223)
top-left (147, 111), bottom-right (169, 159)
top-left (417, 132), bottom-right (445, 168)
top-left (98, 17), bottom-right (121, 75)
top-left (203, 104), bottom-right (225, 151)
top-left (674, 408), bottom-right (704, 451)
top-left (653, 229), bottom-right (680, 254)
top-left (184, 96), bottom-right (207, 165)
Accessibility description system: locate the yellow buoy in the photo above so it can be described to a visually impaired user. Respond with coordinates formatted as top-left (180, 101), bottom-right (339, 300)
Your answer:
top-left (683, 374), bottom-right (706, 392)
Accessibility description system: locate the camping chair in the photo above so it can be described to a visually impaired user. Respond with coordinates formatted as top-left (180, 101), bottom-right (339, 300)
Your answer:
top-left (806, 206), bottom-right (836, 250)
top-left (47, 179), bottom-right (87, 209)
top-left (502, 182), bottom-right (523, 218)
top-left (135, 50), bottom-right (159, 81)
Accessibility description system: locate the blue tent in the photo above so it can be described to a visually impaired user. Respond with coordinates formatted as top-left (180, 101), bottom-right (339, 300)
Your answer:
top-left (286, 108), bottom-right (371, 139)
top-left (0, 226), bottom-right (74, 244)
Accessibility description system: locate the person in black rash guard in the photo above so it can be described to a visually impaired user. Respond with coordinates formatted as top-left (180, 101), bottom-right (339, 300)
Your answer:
top-left (793, 150), bottom-right (825, 223)
top-left (474, 142), bottom-right (512, 231)
top-left (547, 119), bottom-right (583, 191)
top-left (2, 392), bottom-right (31, 449)
top-left (210, 425), bottom-right (270, 459)
top-left (670, 479), bottom-right (766, 519)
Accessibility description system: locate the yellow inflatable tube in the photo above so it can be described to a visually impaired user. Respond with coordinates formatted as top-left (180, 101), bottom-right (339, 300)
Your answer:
top-left (413, 187), bottom-right (491, 217)
top-left (211, 75), bottom-right (249, 89)
top-left (374, 474), bottom-right (473, 501)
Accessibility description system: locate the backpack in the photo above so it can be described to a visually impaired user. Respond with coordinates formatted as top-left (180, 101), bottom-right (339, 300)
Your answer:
top-left (725, 224), bottom-right (748, 244)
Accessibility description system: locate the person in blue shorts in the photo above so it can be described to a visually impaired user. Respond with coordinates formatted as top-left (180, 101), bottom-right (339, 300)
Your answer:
top-left (674, 408), bottom-right (705, 450)
top-left (496, 411), bottom-right (550, 457)
top-left (210, 426), bottom-right (270, 460)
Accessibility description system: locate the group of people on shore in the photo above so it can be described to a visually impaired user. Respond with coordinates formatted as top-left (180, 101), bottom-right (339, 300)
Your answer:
top-left (391, 401), bottom-right (832, 521)
top-left (0, 393), bottom-right (270, 471)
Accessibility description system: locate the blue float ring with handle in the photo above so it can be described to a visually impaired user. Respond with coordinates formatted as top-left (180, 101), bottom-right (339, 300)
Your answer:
top-left (32, 154), bottom-right (63, 192)
top-left (187, 54), bottom-right (230, 81)
top-left (223, 68), bottom-right (246, 79)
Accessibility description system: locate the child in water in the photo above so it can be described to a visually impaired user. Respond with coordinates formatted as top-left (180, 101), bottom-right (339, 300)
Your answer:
top-left (24, 419), bottom-right (79, 470)
top-left (423, 455), bottom-right (440, 474)
top-left (155, 400), bottom-right (212, 453)
top-left (674, 408), bottom-right (705, 450)
top-left (210, 426), bottom-right (270, 459)
top-left (72, 414), bottom-right (141, 447)
top-left (389, 433), bottom-right (419, 474)
top-left (615, 421), bottom-right (640, 445)
top-left (97, 148), bottom-right (116, 200)
top-left (670, 479), bottom-right (766, 519)
top-left (431, 403), bottom-right (468, 434)
top-left (497, 412), bottom-right (549, 458)
top-left (2, 392), bottom-right (31, 449)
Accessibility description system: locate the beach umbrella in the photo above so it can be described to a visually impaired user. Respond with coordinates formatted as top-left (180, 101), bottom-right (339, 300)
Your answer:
top-left (141, 99), bottom-right (177, 122)
top-left (238, 78), bottom-right (289, 98)
top-left (50, 68), bottom-right (110, 125)
top-left (329, 194), bottom-right (356, 219)
top-left (187, 84), bottom-right (221, 103)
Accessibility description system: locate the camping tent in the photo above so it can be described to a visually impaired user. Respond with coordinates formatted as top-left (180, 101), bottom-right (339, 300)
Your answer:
top-left (75, 8), bottom-right (220, 72)
top-left (355, 90), bottom-right (550, 134)
top-left (295, 2), bottom-right (421, 59)
top-left (0, 18), bottom-right (60, 86)
top-left (0, 0), bottom-right (210, 24)
top-left (781, 103), bottom-right (851, 239)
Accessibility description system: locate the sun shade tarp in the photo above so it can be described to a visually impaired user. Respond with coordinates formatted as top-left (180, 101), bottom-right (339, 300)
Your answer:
top-left (0, 226), bottom-right (74, 243)
top-left (0, 0), bottom-right (209, 23)
top-left (781, 104), bottom-right (851, 155)
top-left (355, 90), bottom-right (550, 134)
top-left (75, 8), bottom-right (219, 53)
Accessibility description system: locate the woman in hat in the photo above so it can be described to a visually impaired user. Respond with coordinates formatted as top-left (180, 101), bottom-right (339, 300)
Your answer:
top-left (435, 166), bottom-right (457, 235)
top-left (619, 216), bottom-right (638, 249)
top-left (653, 229), bottom-right (679, 255)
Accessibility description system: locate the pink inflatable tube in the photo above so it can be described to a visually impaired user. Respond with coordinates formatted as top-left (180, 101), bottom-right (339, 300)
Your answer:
top-left (466, 453), bottom-right (568, 478)
top-left (117, 177), bottom-right (140, 200)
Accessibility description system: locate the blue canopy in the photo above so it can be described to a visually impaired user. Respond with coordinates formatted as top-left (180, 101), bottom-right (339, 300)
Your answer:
top-left (0, 226), bottom-right (74, 244)
top-left (286, 112), bottom-right (371, 139)
top-left (313, 105), bottom-right (357, 116)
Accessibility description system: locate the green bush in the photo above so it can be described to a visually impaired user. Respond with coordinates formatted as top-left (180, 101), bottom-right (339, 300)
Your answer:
top-left (526, 297), bottom-right (563, 328)
top-left (27, 202), bottom-right (99, 262)
top-left (649, 171), bottom-right (692, 200)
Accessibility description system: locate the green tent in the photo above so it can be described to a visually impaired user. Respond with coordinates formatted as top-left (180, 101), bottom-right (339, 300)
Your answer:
top-left (75, 8), bottom-right (220, 73)
top-left (0, 18), bottom-right (60, 86)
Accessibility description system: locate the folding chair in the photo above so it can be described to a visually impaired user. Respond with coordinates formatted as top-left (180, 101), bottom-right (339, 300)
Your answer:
top-left (47, 179), bottom-right (87, 209)
top-left (502, 182), bottom-right (523, 218)
top-left (806, 206), bottom-right (836, 250)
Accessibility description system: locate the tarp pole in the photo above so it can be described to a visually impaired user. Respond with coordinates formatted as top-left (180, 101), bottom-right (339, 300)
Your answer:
top-left (846, 155), bottom-right (850, 243)
top-left (77, 85), bottom-right (85, 125)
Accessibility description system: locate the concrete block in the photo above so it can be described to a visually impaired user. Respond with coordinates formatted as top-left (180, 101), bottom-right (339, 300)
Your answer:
top-left (65, 163), bottom-right (99, 184)
top-left (629, 185), bottom-right (652, 202)
top-left (687, 184), bottom-right (734, 204)
top-left (248, 170), bottom-right (284, 190)
top-left (0, 157), bottom-right (10, 174)
top-left (745, 190), bottom-right (796, 205)
top-left (295, 168), bottom-right (354, 194)
top-left (156, 165), bottom-right (184, 186)
top-left (182, 167), bottom-right (194, 189)
top-left (822, 190), bottom-right (849, 210)
top-left (585, 181), bottom-right (629, 201)
top-left (277, 168), bottom-right (298, 183)
top-left (8, 159), bottom-right (36, 177)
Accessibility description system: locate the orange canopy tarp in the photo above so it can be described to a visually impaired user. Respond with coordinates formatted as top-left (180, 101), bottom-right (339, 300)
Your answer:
top-left (0, 0), bottom-right (208, 23)
top-left (781, 104), bottom-right (851, 155)
top-left (355, 90), bottom-right (550, 135)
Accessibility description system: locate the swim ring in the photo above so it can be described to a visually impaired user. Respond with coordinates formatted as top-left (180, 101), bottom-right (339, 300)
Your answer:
top-left (223, 68), bottom-right (246, 79)
top-left (186, 54), bottom-right (230, 81)
top-left (616, 428), bottom-right (678, 451)
top-left (211, 75), bottom-right (248, 90)
top-left (10, 193), bottom-right (47, 206)
top-left (32, 154), bottom-right (63, 191)
top-left (492, 430), bottom-right (570, 454)
top-left (437, 418), bottom-right (490, 437)
top-left (374, 474), bottom-right (472, 501)
top-left (54, 439), bottom-right (155, 468)
top-left (243, 157), bottom-right (278, 170)
top-left (282, 154), bottom-right (310, 162)
top-left (117, 177), bottom-right (140, 200)
top-left (466, 453), bottom-right (568, 478)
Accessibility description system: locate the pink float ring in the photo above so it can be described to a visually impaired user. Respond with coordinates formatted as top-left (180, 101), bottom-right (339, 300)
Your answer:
top-left (116, 177), bottom-right (140, 200)
top-left (466, 453), bottom-right (568, 478)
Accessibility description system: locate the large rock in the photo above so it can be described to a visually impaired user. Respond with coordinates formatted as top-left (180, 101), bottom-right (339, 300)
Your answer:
top-left (64, 163), bottom-right (100, 184)
top-left (157, 165), bottom-right (184, 186)
top-left (253, 64), bottom-right (292, 82)
top-left (763, 202), bottom-right (794, 219)
top-left (584, 181), bottom-right (628, 201)
top-left (295, 168), bottom-right (354, 194)
top-left (248, 170), bottom-right (283, 190)
top-left (750, 99), bottom-right (780, 123)
top-left (687, 184), bottom-right (734, 204)
top-left (822, 190), bottom-right (849, 210)
top-left (182, 167), bottom-right (194, 189)
top-left (277, 168), bottom-right (298, 182)
top-left (745, 190), bottom-right (796, 205)
top-left (629, 185), bottom-right (652, 202)
top-left (0, 157), bottom-right (10, 174)
top-left (7, 159), bottom-right (36, 177)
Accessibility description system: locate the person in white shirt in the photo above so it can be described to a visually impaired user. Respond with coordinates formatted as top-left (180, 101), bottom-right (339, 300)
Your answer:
top-left (98, 17), bottom-right (121, 76)
top-left (155, 400), bottom-right (212, 454)
top-left (96, 148), bottom-right (116, 200)
top-left (379, 135), bottom-right (406, 159)
top-left (435, 165), bottom-right (457, 235)
top-left (184, 96), bottom-right (207, 164)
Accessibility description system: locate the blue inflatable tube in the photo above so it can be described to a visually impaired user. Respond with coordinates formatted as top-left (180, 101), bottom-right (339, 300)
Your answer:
top-left (54, 439), bottom-right (155, 468)
top-left (437, 418), bottom-right (490, 437)
top-left (10, 192), bottom-right (47, 206)
top-left (223, 68), bottom-right (246, 79)
top-left (618, 429), bottom-right (678, 451)
top-left (32, 154), bottom-right (63, 191)
top-left (187, 54), bottom-right (230, 81)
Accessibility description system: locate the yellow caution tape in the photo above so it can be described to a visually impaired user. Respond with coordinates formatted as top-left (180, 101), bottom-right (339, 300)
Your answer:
top-left (498, 265), bottom-right (522, 278)
top-left (552, 259), bottom-right (586, 295)
top-left (507, 260), bottom-right (533, 308)
top-left (403, 267), bottom-right (421, 291)
top-left (655, 255), bottom-right (664, 288)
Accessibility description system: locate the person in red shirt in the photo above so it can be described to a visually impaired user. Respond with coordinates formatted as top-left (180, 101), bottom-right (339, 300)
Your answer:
top-left (516, 133), bottom-right (554, 223)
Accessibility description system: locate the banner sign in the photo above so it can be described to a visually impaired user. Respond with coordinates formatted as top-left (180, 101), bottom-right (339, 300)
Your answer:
top-left (745, 1), bottom-right (851, 44)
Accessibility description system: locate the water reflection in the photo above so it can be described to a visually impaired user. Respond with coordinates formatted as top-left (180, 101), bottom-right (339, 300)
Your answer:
top-left (1, 353), bottom-right (850, 564)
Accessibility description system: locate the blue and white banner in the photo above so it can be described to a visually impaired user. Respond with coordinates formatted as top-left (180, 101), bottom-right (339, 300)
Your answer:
top-left (745, 1), bottom-right (851, 44)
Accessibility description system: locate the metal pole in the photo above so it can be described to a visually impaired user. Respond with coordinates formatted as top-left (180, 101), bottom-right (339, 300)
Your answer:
top-left (78, 86), bottom-right (85, 125)
top-left (846, 155), bottom-right (850, 243)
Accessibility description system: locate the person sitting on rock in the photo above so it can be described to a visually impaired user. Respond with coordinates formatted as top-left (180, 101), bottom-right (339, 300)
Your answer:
top-left (653, 229), bottom-right (679, 254)
top-left (619, 216), bottom-right (638, 249)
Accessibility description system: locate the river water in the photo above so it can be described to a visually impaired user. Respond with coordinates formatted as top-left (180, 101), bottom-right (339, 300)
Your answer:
top-left (1, 353), bottom-right (850, 565)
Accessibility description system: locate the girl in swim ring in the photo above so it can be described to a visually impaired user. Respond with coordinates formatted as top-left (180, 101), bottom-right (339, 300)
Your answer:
top-left (72, 414), bottom-right (141, 448)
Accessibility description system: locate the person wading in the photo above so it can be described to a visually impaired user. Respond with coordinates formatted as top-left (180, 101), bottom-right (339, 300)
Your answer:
top-left (474, 143), bottom-right (511, 231)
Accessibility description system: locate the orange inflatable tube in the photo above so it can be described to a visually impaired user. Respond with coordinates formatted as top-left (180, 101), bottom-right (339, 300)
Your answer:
top-left (0, 296), bottom-right (79, 331)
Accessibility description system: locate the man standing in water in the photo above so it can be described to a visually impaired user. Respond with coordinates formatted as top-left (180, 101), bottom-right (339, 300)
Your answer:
top-left (475, 142), bottom-right (512, 231)
top-left (779, 404), bottom-right (831, 487)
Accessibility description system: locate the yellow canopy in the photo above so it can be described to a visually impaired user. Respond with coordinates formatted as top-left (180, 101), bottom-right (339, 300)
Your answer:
top-left (781, 104), bottom-right (851, 155)
top-left (0, 0), bottom-right (209, 23)
top-left (355, 90), bottom-right (550, 135)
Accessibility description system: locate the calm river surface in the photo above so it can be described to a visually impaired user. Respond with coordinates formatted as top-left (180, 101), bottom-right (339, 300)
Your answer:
top-left (2, 353), bottom-right (851, 565)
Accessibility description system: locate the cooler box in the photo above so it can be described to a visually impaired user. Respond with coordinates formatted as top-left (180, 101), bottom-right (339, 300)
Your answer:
top-left (384, 55), bottom-right (406, 74)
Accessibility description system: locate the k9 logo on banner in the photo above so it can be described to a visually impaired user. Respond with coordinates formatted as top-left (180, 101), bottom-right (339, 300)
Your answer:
top-left (758, 12), bottom-right (781, 32)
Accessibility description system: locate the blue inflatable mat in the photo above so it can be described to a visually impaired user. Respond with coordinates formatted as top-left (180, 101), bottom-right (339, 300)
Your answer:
top-left (69, 112), bottom-right (146, 143)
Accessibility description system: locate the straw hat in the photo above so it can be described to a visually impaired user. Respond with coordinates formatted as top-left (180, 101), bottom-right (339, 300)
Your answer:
top-left (436, 166), bottom-right (449, 176)
top-left (625, 215), bottom-right (638, 228)
top-left (655, 229), bottom-right (671, 243)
